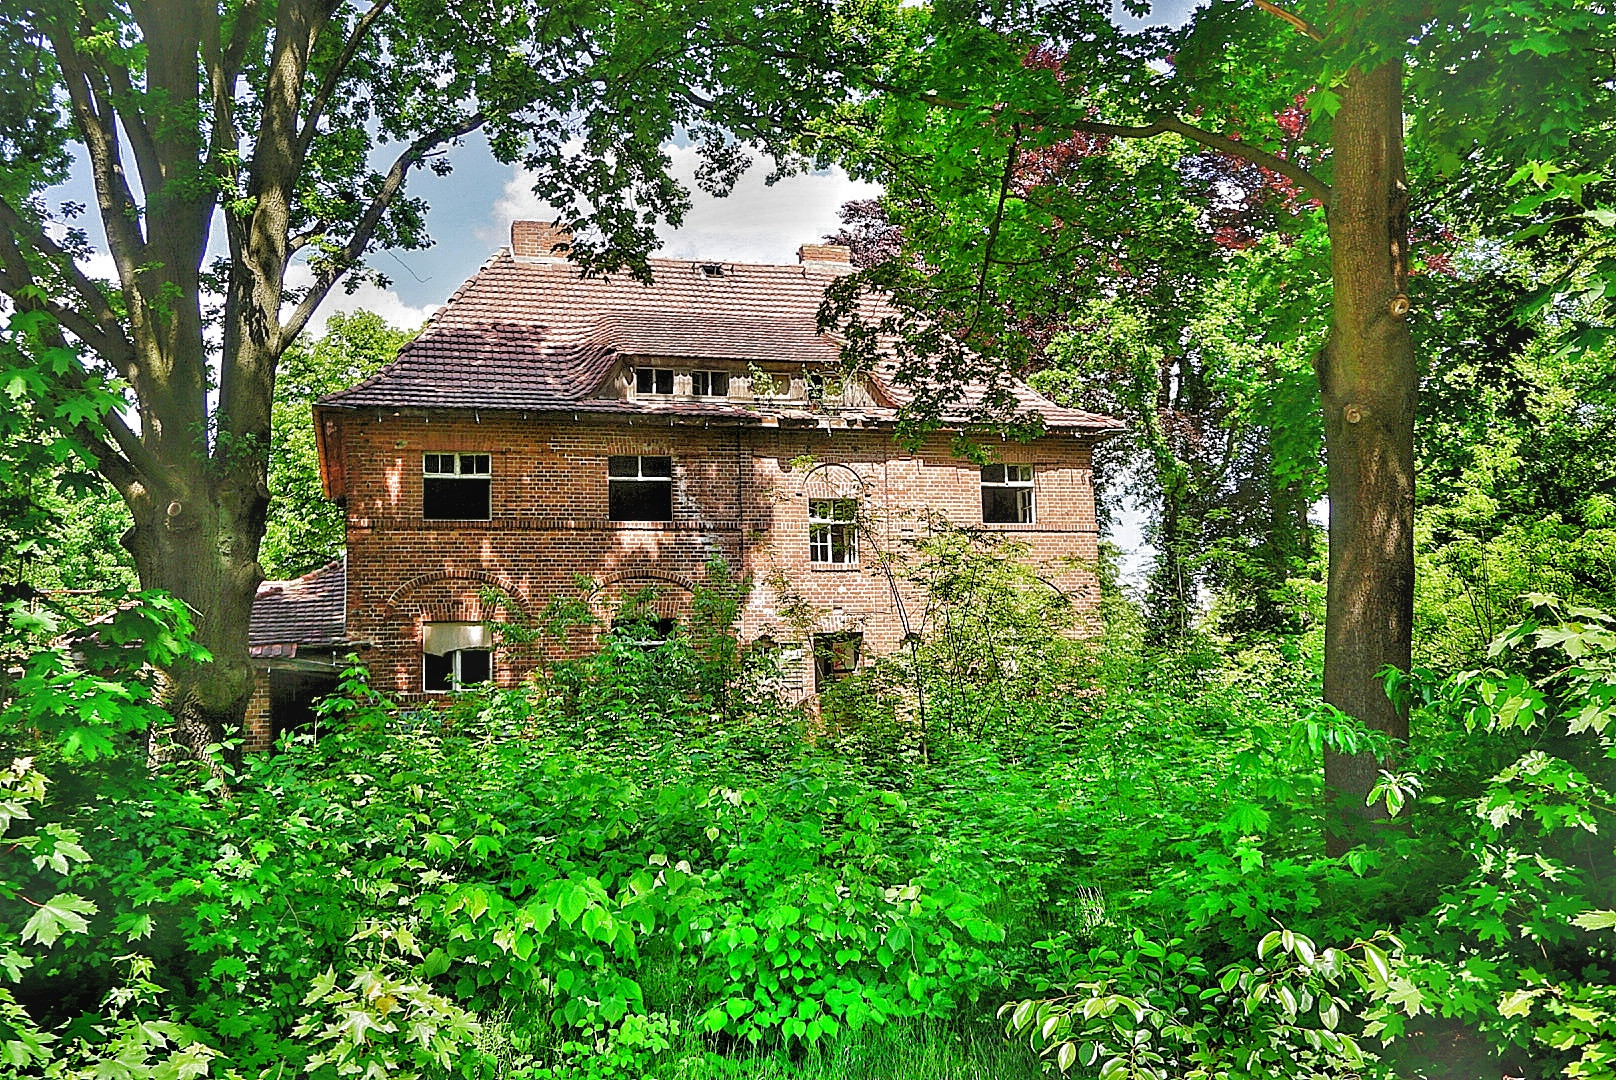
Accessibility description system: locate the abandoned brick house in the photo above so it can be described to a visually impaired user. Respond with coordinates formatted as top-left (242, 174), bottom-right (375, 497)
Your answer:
top-left (243, 221), bottom-right (1121, 747)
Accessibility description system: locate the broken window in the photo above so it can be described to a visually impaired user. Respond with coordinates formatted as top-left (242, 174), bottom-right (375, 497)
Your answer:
top-left (423, 453), bottom-right (491, 520)
top-left (981, 464), bottom-right (1035, 524)
top-left (690, 370), bottom-right (730, 397)
top-left (812, 632), bottom-right (862, 689)
top-left (808, 498), bottom-right (858, 565)
top-left (611, 614), bottom-right (676, 648)
top-left (635, 367), bottom-right (675, 395)
top-left (422, 621), bottom-right (492, 692)
top-left (609, 455), bottom-right (673, 521)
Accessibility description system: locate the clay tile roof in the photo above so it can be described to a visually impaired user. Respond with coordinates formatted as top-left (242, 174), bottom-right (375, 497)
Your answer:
top-left (249, 559), bottom-right (346, 655)
top-left (319, 248), bottom-right (1121, 433)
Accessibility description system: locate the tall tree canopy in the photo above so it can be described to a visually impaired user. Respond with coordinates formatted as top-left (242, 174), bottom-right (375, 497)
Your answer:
top-left (814, 0), bottom-right (1614, 846)
top-left (0, 0), bottom-right (878, 753)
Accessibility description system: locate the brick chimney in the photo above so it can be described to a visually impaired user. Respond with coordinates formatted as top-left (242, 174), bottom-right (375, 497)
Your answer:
top-left (797, 243), bottom-right (853, 269)
top-left (511, 220), bottom-right (572, 260)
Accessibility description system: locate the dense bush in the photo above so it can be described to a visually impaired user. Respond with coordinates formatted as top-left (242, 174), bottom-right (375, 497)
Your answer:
top-left (6, 550), bottom-right (1613, 1078)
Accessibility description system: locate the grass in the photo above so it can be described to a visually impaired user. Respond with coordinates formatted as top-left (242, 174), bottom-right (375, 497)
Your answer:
top-left (669, 1017), bottom-right (1049, 1080)
top-left (479, 1012), bottom-right (1050, 1079)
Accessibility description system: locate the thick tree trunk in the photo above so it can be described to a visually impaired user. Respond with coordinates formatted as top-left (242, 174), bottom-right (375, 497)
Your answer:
top-left (1318, 60), bottom-right (1416, 855)
top-left (123, 452), bottom-right (271, 763)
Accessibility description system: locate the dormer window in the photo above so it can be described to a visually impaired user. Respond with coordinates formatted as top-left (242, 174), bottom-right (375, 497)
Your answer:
top-left (635, 367), bottom-right (675, 396)
top-left (691, 370), bottom-right (730, 397)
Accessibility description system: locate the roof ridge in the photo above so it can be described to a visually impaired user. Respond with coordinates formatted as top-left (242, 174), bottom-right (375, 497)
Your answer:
top-left (420, 248), bottom-right (509, 332)
top-left (258, 558), bottom-right (345, 594)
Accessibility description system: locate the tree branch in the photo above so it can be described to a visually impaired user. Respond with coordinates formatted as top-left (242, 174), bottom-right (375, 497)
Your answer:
top-left (297, 0), bottom-right (394, 163)
top-left (220, 0), bottom-right (262, 82)
top-left (0, 198), bottom-right (135, 372)
top-left (277, 112), bottom-right (485, 349)
top-left (46, 25), bottom-right (148, 283)
top-left (101, 61), bottom-right (165, 206)
top-left (1253, 0), bottom-right (1325, 41)
top-left (1067, 115), bottom-right (1331, 205)
top-left (966, 123), bottom-right (1020, 339)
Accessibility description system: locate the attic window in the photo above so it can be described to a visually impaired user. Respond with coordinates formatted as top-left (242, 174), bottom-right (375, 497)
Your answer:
top-left (700, 262), bottom-right (725, 277)
top-left (423, 453), bottom-right (491, 520)
top-left (691, 370), bottom-right (730, 397)
top-left (635, 367), bottom-right (675, 396)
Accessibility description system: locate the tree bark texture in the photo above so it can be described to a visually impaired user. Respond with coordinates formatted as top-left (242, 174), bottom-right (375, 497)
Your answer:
top-left (7, 0), bottom-right (471, 760)
top-left (1318, 60), bottom-right (1416, 854)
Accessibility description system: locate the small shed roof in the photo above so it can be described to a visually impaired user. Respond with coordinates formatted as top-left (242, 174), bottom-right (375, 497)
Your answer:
top-left (249, 559), bottom-right (346, 658)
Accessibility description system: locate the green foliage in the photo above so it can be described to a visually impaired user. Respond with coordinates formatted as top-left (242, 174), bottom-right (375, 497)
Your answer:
top-left (0, 308), bottom-right (135, 596)
top-left (1001, 928), bottom-right (1401, 1078)
top-left (2, 592), bottom-right (208, 760)
top-left (0, 759), bottom-right (216, 1079)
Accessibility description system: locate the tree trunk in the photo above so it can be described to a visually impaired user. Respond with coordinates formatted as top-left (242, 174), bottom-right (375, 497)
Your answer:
top-left (122, 446), bottom-right (271, 764)
top-left (1318, 59), bottom-right (1416, 855)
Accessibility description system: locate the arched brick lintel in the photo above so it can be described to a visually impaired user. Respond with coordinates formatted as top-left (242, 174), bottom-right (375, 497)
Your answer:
top-left (588, 567), bottom-right (698, 597)
top-left (796, 461), bottom-right (868, 499)
top-left (383, 570), bottom-right (530, 616)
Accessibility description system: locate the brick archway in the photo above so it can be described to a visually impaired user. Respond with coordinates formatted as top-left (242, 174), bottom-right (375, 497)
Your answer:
top-left (795, 461), bottom-right (869, 500)
top-left (383, 570), bottom-right (530, 619)
top-left (588, 567), bottom-right (697, 623)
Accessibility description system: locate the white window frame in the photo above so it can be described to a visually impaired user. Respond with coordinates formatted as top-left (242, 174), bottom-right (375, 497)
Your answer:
top-left (422, 453), bottom-right (492, 520)
top-left (608, 455), bottom-right (674, 522)
top-left (635, 367), bottom-right (676, 396)
top-left (423, 452), bottom-right (490, 478)
top-left (981, 464), bottom-right (1035, 524)
top-left (690, 369), bottom-right (731, 397)
top-left (808, 498), bottom-right (859, 565)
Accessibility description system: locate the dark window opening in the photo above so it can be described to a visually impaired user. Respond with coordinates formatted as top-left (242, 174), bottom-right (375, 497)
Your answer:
top-left (269, 669), bottom-right (340, 744)
top-left (609, 455), bottom-right (673, 521)
top-left (813, 632), bottom-right (862, 690)
top-left (809, 498), bottom-right (858, 565)
top-left (423, 453), bottom-right (491, 520)
top-left (611, 614), bottom-right (676, 648)
top-left (981, 464), bottom-right (1034, 524)
top-left (636, 367), bottom-right (675, 395)
top-left (423, 648), bottom-right (491, 693)
top-left (691, 370), bottom-right (731, 397)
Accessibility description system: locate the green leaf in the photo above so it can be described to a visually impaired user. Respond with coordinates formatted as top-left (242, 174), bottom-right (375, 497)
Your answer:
top-left (558, 883), bottom-right (590, 926)
top-left (1572, 910), bottom-right (1616, 931)
top-left (20, 893), bottom-right (96, 947)
top-left (1056, 1041), bottom-right (1076, 1072)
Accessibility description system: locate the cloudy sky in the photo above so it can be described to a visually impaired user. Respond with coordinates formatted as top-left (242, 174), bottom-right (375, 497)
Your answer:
top-left (46, 0), bottom-right (1197, 333)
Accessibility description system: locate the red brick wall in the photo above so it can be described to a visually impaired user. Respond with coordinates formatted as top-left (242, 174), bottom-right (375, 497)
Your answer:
top-left (245, 667), bottom-right (273, 751)
top-left (332, 412), bottom-right (1101, 697)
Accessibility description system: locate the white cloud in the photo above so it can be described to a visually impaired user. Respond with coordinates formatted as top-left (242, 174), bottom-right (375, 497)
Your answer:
top-left (283, 263), bottom-right (437, 336)
top-left (491, 143), bottom-right (881, 265)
